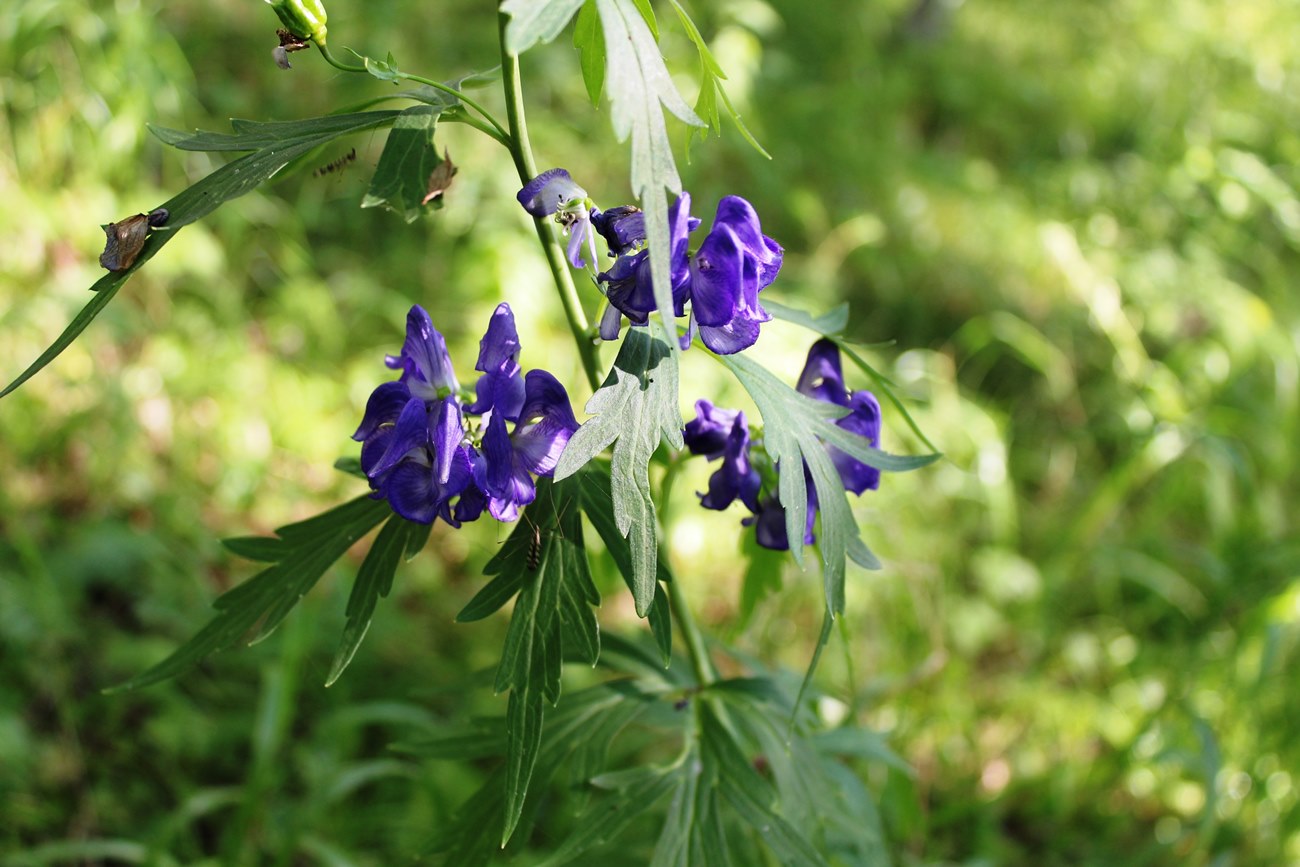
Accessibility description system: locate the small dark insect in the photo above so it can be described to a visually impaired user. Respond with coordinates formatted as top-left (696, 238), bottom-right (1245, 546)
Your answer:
top-left (673, 698), bottom-right (690, 711)
top-left (422, 153), bottom-right (458, 205)
top-left (526, 519), bottom-right (544, 572)
top-left (523, 500), bottom-right (569, 571)
top-left (272, 28), bottom-right (312, 70)
top-left (313, 148), bottom-right (356, 177)
top-left (99, 208), bottom-right (169, 272)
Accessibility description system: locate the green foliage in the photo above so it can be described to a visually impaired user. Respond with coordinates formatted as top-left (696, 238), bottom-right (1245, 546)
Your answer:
top-left (719, 351), bottom-right (940, 612)
top-left (555, 328), bottom-right (683, 616)
top-left (0, 110), bottom-right (400, 399)
top-left (361, 105), bottom-right (451, 222)
top-left (107, 496), bottom-right (391, 692)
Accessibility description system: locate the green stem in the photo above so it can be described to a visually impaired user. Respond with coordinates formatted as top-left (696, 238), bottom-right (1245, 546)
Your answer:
top-left (658, 454), bottom-right (718, 686)
top-left (497, 12), bottom-right (601, 393)
top-left (316, 42), bottom-right (511, 145)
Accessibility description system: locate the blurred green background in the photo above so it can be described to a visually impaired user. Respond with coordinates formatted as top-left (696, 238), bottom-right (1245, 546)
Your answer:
top-left (2, 0), bottom-right (1298, 864)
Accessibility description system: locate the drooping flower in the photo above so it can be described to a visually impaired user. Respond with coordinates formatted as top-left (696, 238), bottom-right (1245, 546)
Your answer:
top-left (516, 168), bottom-right (598, 269)
top-left (684, 339), bottom-right (881, 550)
top-left (352, 303), bottom-right (578, 527)
top-left (594, 193), bottom-right (781, 354)
top-left (682, 196), bottom-right (782, 355)
top-left (682, 399), bottom-right (761, 512)
top-left (597, 193), bottom-right (699, 340)
top-left (796, 339), bottom-right (882, 494)
top-left (516, 169), bottom-right (784, 354)
top-left (591, 206), bottom-right (645, 257)
top-left (465, 303), bottom-right (525, 421)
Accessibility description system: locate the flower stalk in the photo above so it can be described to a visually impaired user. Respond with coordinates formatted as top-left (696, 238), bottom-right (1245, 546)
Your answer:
top-left (498, 12), bottom-right (601, 393)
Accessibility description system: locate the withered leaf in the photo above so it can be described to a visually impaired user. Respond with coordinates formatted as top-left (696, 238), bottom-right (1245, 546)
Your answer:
top-left (422, 152), bottom-right (457, 205)
top-left (99, 208), bottom-right (169, 272)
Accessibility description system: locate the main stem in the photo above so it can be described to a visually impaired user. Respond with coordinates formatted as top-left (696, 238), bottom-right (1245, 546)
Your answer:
top-left (498, 13), bottom-right (600, 393)
top-left (658, 455), bottom-right (718, 686)
top-left (497, 15), bottom-right (715, 687)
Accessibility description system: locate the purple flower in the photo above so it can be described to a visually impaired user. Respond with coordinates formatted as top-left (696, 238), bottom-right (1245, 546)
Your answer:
top-left (796, 340), bottom-right (882, 494)
top-left (595, 193), bottom-right (780, 355)
top-left (384, 306), bottom-right (458, 401)
top-left (517, 168), bottom-right (587, 217)
top-left (466, 303), bottom-right (525, 421)
top-left (685, 196), bottom-right (781, 355)
top-left (687, 402), bottom-right (762, 512)
top-left (352, 304), bottom-right (578, 528)
top-left (518, 168), bottom-right (598, 269)
top-left (598, 193), bottom-right (699, 340)
top-left (591, 206), bottom-right (646, 256)
top-left (745, 485), bottom-right (817, 551)
top-left (473, 370), bottom-right (579, 522)
top-left (684, 340), bottom-right (882, 551)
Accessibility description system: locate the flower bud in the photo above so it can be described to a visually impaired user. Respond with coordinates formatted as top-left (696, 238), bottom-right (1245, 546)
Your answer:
top-left (266, 0), bottom-right (328, 45)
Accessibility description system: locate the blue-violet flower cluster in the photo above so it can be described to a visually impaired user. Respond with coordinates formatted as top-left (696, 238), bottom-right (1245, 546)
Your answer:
top-left (517, 169), bottom-right (783, 355)
top-left (683, 339), bottom-right (882, 549)
top-left (353, 304), bottom-right (579, 525)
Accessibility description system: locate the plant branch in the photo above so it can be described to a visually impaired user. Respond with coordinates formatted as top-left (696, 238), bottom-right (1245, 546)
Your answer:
top-left (498, 11), bottom-right (601, 393)
top-left (316, 43), bottom-right (511, 145)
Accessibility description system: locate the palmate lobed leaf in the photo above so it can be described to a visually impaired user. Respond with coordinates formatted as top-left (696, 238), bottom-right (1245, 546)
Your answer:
top-left (455, 479), bottom-right (601, 846)
top-left (105, 496), bottom-right (392, 693)
top-left (720, 351), bottom-right (941, 614)
top-left (594, 0), bottom-right (703, 344)
top-left (0, 111), bottom-right (400, 400)
top-left (502, 0), bottom-right (587, 54)
top-left (575, 462), bottom-right (674, 663)
top-left (554, 328), bottom-right (682, 617)
top-left (426, 683), bottom-right (656, 862)
top-left (666, 0), bottom-right (770, 159)
top-left (767, 298), bottom-right (941, 453)
top-left (326, 514), bottom-right (429, 686)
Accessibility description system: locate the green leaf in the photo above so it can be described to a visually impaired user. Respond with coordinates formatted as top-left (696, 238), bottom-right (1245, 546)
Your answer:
top-left (149, 112), bottom-right (400, 153)
top-left (105, 496), bottom-right (391, 692)
top-left (344, 48), bottom-right (402, 82)
top-left (765, 299), bottom-right (850, 336)
top-left (426, 685), bottom-right (650, 861)
top-left (535, 771), bottom-right (676, 867)
top-left (1, 111), bottom-right (400, 400)
top-left (573, 0), bottom-right (605, 106)
top-left (502, 0), bottom-right (586, 54)
top-left (326, 514), bottom-right (424, 686)
top-left (461, 479), bottom-right (600, 845)
top-left (702, 707), bottom-right (830, 866)
top-left (594, 0), bottom-right (704, 338)
top-left (630, 0), bottom-right (659, 40)
top-left (555, 329), bottom-right (682, 616)
top-left (576, 462), bottom-right (673, 663)
top-left (332, 455), bottom-right (366, 478)
top-left (221, 536), bottom-right (287, 563)
top-left (720, 352), bottom-right (942, 613)
top-left (361, 105), bottom-right (448, 223)
top-left (666, 0), bottom-right (770, 159)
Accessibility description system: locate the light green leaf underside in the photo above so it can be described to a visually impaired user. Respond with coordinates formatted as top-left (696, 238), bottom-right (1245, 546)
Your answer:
top-left (554, 329), bottom-right (682, 617)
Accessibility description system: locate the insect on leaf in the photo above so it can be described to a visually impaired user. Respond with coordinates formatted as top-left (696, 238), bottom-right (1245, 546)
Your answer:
top-left (2, 110), bottom-right (401, 400)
